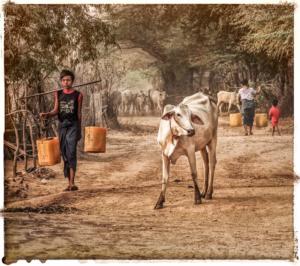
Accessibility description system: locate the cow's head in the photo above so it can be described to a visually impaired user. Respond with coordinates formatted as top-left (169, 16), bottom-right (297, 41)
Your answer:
top-left (161, 104), bottom-right (203, 137)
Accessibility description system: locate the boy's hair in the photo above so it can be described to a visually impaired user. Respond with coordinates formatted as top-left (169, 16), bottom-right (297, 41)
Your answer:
top-left (60, 69), bottom-right (75, 81)
top-left (272, 98), bottom-right (278, 106)
top-left (241, 79), bottom-right (249, 86)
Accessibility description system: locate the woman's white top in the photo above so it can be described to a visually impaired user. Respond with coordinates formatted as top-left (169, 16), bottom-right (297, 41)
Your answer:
top-left (238, 87), bottom-right (256, 100)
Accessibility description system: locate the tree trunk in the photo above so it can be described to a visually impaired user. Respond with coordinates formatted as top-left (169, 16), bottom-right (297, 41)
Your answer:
top-left (106, 93), bottom-right (120, 129)
top-left (187, 68), bottom-right (194, 94)
top-left (161, 68), bottom-right (176, 95)
top-left (101, 91), bottom-right (120, 129)
top-left (23, 87), bottom-right (28, 171)
top-left (279, 59), bottom-right (293, 117)
top-left (89, 92), bottom-right (103, 126)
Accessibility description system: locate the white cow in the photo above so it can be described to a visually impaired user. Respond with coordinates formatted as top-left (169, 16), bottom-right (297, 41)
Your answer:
top-left (148, 89), bottom-right (167, 114)
top-left (121, 89), bottom-right (137, 115)
top-left (155, 92), bottom-right (218, 209)
top-left (217, 91), bottom-right (240, 114)
top-left (135, 91), bottom-right (148, 115)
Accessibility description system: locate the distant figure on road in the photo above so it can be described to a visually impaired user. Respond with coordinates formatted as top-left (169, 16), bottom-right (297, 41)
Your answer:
top-left (238, 79), bottom-right (257, 136)
top-left (269, 98), bottom-right (281, 136)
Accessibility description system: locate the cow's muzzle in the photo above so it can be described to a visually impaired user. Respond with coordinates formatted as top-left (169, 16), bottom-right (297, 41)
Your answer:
top-left (187, 129), bottom-right (195, 136)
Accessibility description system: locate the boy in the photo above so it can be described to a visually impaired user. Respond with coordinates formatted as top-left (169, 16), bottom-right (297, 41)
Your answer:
top-left (40, 69), bottom-right (83, 191)
top-left (268, 98), bottom-right (281, 136)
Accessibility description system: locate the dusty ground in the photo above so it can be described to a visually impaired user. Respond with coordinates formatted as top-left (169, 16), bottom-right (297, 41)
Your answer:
top-left (3, 115), bottom-right (295, 262)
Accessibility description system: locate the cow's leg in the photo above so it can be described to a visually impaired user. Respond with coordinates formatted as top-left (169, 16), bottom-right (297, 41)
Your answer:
top-left (156, 103), bottom-right (160, 115)
top-left (128, 102), bottom-right (132, 115)
top-left (121, 102), bottom-right (124, 114)
top-left (130, 102), bottom-right (133, 116)
top-left (219, 102), bottom-right (225, 115)
top-left (228, 100), bottom-right (232, 114)
top-left (206, 136), bottom-right (217, 200)
top-left (187, 150), bottom-right (202, 205)
top-left (154, 153), bottom-right (170, 209)
top-left (134, 103), bottom-right (138, 115)
top-left (158, 104), bottom-right (162, 115)
top-left (200, 148), bottom-right (209, 198)
top-left (217, 101), bottom-right (222, 114)
top-left (153, 103), bottom-right (157, 115)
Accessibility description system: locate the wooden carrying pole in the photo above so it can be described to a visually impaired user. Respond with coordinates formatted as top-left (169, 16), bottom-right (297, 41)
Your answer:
top-left (17, 80), bottom-right (102, 101)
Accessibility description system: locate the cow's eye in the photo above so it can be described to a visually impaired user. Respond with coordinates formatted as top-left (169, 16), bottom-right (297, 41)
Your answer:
top-left (177, 113), bottom-right (181, 117)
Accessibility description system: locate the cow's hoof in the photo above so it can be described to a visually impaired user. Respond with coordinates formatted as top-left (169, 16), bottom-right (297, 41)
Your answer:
top-left (154, 204), bottom-right (164, 210)
top-left (205, 194), bottom-right (212, 200)
top-left (194, 199), bottom-right (202, 205)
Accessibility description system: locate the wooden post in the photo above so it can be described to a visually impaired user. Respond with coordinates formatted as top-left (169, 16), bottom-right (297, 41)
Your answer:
top-left (10, 116), bottom-right (19, 177)
top-left (22, 112), bottom-right (27, 171)
top-left (23, 87), bottom-right (28, 171)
top-left (28, 117), bottom-right (36, 168)
top-left (90, 93), bottom-right (95, 126)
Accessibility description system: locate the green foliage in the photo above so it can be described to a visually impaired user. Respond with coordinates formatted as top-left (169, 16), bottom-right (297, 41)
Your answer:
top-left (231, 4), bottom-right (293, 60)
top-left (4, 4), bottom-right (116, 83)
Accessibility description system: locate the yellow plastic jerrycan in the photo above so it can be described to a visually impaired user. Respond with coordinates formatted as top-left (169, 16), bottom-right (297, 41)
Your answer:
top-left (229, 113), bottom-right (242, 127)
top-left (37, 137), bottom-right (61, 166)
top-left (255, 113), bottom-right (268, 127)
top-left (84, 127), bottom-right (106, 153)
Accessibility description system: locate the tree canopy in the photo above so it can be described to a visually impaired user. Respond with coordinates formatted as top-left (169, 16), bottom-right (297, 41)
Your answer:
top-left (4, 3), bottom-right (294, 115)
top-left (4, 4), bottom-right (116, 83)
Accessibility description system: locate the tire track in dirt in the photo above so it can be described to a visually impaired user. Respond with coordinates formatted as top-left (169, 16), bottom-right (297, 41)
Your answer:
top-left (218, 135), bottom-right (293, 189)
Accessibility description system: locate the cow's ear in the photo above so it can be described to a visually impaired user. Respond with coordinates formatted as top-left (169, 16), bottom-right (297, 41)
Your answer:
top-left (161, 104), bottom-right (175, 120)
top-left (161, 111), bottom-right (174, 120)
top-left (191, 114), bottom-right (204, 125)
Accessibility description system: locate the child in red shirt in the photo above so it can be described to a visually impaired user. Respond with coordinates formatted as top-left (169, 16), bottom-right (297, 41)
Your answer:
top-left (268, 99), bottom-right (281, 136)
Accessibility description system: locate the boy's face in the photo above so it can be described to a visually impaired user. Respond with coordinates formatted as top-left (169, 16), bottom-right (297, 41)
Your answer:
top-left (61, 75), bottom-right (73, 89)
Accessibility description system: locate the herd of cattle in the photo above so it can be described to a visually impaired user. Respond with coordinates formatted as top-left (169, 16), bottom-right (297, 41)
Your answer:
top-left (111, 88), bottom-right (244, 116)
top-left (111, 89), bottom-right (167, 115)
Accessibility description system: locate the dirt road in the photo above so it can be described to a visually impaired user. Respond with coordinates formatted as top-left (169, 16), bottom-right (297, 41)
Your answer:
top-left (3, 116), bottom-right (295, 261)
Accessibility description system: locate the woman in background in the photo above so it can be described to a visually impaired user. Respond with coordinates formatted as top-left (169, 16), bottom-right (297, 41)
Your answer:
top-left (238, 79), bottom-right (257, 136)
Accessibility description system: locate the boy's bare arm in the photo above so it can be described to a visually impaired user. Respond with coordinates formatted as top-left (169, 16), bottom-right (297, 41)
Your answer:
top-left (40, 92), bottom-right (58, 118)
